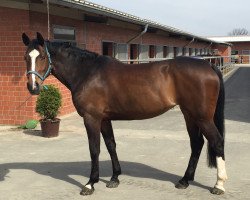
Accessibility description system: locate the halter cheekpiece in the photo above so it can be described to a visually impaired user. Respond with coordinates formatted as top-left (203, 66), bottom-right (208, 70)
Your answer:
top-left (26, 42), bottom-right (52, 82)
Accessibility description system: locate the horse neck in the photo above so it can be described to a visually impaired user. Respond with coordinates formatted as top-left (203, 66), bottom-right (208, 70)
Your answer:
top-left (47, 43), bottom-right (101, 91)
top-left (48, 44), bottom-right (84, 91)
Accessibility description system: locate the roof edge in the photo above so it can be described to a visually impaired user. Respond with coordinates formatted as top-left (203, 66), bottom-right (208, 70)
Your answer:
top-left (47, 0), bottom-right (229, 45)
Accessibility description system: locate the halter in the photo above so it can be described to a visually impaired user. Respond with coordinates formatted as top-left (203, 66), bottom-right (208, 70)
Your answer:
top-left (26, 42), bottom-right (52, 82)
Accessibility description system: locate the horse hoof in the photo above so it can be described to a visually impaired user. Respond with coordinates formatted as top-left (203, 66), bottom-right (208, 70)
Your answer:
top-left (175, 180), bottom-right (189, 189)
top-left (210, 187), bottom-right (225, 195)
top-left (106, 179), bottom-right (120, 188)
top-left (80, 186), bottom-right (94, 196)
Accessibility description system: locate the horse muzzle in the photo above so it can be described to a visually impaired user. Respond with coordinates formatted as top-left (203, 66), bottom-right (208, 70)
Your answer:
top-left (27, 82), bottom-right (41, 95)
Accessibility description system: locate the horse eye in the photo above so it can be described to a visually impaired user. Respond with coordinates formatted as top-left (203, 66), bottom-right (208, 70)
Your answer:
top-left (40, 55), bottom-right (45, 60)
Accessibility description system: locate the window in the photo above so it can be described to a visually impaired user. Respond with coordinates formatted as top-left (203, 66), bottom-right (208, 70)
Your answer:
top-left (175, 47), bottom-right (182, 57)
top-left (139, 45), bottom-right (149, 61)
top-left (189, 48), bottom-right (195, 56)
top-left (167, 47), bottom-right (174, 58)
top-left (53, 26), bottom-right (75, 41)
top-left (182, 48), bottom-right (185, 56)
top-left (115, 44), bottom-right (128, 60)
top-left (231, 50), bottom-right (239, 55)
top-left (156, 46), bottom-right (164, 58)
top-left (53, 25), bottom-right (76, 46)
top-left (242, 50), bottom-right (250, 55)
top-left (195, 49), bottom-right (199, 55)
top-left (183, 47), bottom-right (189, 56)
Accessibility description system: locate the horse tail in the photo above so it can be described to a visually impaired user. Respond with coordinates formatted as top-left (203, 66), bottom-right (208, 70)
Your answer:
top-left (207, 65), bottom-right (225, 168)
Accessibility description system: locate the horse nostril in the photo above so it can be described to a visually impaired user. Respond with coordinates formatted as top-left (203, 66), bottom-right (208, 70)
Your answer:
top-left (35, 82), bottom-right (40, 90)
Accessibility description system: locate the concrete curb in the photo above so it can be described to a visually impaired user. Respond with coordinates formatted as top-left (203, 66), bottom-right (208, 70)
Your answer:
top-left (223, 66), bottom-right (240, 83)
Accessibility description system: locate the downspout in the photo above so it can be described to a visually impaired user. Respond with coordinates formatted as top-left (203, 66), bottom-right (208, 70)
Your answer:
top-left (205, 42), bottom-right (213, 49)
top-left (183, 37), bottom-right (195, 48)
top-left (182, 37), bottom-right (195, 56)
top-left (127, 24), bottom-right (149, 44)
top-left (205, 42), bottom-right (213, 54)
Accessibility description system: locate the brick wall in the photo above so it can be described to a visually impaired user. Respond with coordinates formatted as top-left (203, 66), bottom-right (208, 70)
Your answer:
top-left (0, 7), bottom-right (35, 125)
top-left (229, 42), bottom-right (250, 64)
top-left (0, 8), bottom-right (79, 125)
top-left (231, 42), bottom-right (250, 54)
top-left (84, 22), bottom-right (211, 55)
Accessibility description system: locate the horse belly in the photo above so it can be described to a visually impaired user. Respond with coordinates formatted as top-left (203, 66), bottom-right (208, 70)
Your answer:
top-left (104, 64), bottom-right (177, 120)
top-left (105, 108), bottom-right (173, 120)
top-left (105, 93), bottom-right (176, 120)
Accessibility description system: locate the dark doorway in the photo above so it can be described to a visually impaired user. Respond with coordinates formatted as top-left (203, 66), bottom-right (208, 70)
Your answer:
top-left (130, 44), bottom-right (139, 64)
top-left (149, 45), bottom-right (155, 58)
top-left (103, 42), bottom-right (114, 56)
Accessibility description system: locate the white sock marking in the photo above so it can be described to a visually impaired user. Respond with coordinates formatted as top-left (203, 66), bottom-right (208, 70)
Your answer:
top-left (85, 184), bottom-right (92, 190)
top-left (214, 156), bottom-right (228, 192)
top-left (28, 49), bottom-right (40, 90)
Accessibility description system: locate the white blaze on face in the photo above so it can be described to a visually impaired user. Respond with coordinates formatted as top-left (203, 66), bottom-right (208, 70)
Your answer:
top-left (214, 156), bottom-right (228, 192)
top-left (28, 49), bottom-right (40, 90)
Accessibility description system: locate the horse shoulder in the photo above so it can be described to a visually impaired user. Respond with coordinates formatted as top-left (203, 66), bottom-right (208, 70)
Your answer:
top-left (72, 71), bottom-right (109, 118)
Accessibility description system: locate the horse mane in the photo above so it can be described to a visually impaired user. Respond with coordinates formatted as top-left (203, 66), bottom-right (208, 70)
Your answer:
top-left (48, 41), bottom-right (99, 62)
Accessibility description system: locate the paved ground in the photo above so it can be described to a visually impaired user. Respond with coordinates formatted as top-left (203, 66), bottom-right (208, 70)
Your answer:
top-left (0, 67), bottom-right (250, 200)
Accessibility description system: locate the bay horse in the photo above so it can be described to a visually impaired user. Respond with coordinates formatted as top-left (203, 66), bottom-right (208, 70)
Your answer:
top-left (22, 32), bottom-right (227, 195)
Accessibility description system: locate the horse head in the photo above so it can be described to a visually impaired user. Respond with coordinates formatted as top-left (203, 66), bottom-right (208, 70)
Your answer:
top-left (22, 32), bottom-right (52, 95)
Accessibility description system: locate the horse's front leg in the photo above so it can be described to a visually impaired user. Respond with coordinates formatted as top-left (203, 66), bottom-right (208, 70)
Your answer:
top-left (80, 114), bottom-right (101, 196)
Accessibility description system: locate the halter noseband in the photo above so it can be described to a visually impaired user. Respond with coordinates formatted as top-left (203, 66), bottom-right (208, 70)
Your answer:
top-left (26, 42), bottom-right (52, 82)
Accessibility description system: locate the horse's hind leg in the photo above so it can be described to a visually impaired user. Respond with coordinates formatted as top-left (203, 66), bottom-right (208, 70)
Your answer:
top-left (101, 120), bottom-right (121, 188)
top-left (198, 120), bottom-right (227, 195)
top-left (176, 112), bottom-right (204, 189)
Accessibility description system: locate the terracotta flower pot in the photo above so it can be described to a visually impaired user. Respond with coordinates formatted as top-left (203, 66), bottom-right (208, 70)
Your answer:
top-left (40, 118), bottom-right (60, 138)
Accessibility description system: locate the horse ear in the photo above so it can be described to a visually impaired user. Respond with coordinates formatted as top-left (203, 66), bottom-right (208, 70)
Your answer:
top-left (22, 33), bottom-right (30, 46)
top-left (37, 32), bottom-right (44, 46)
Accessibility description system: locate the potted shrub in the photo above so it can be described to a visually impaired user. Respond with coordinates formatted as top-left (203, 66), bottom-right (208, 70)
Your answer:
top-left (36, 85), bottom-right (62, 138)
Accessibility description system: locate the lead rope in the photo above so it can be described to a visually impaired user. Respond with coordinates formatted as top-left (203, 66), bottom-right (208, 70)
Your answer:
top-left (47, 0), bottom-right (50, 40)
top-left (46, 0), bottom-right (50, 90)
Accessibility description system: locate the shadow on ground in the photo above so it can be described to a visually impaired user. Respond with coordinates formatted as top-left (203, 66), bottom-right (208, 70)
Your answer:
top-left (0, 161), bottom-right (210, 191)
top-left (23, 129), bottom-right (42, 136)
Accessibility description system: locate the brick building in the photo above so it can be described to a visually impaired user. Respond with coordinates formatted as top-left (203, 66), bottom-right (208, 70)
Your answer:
top-left (0, 0), bottom-right (230, 125)
top-left (209, 36), bottom-right (250, 64)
